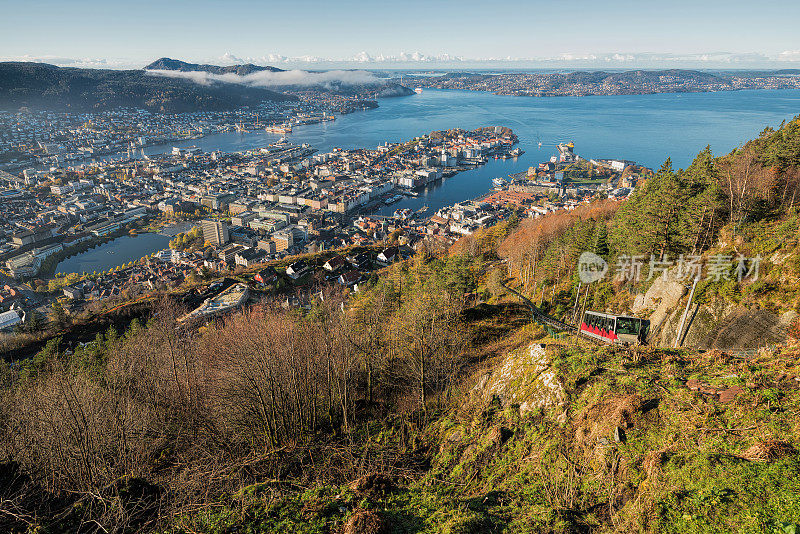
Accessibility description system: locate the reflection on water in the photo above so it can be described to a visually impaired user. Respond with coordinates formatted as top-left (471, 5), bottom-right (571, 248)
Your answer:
top-left (55, 233), bottom-right (170, 275)
top-left (117, 88), bottom-right (800, 216)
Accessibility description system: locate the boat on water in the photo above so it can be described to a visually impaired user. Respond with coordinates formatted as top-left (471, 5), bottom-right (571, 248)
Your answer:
top-left (492, 177), bottom-right (507, 188)
top-left (414, 87), bottom-right (423, 94)
top-left (265, 124), bottom-right (292, 134)
top-left (416, 205), bottom-right (429, 213)
top-left (495, 148), bottom-right (524, 159)
top-left (383, 194), bottom-right (403, 205)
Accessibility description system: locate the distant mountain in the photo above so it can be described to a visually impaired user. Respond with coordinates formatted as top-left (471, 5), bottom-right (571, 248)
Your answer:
top-left (144, 57), bottom-right (285, 75)
top-left (375, 83), bottom-right (416, 97)
top-left (0, 62), bottom-right (296, 113)
top-left (404, 68), bottom-right (756, 97)
top-left (145, 57), bottom-right (415, 98)
top-left (561, 69), bottom-right (729, 85)
top-left (427, 69), bottom-right (729, 85)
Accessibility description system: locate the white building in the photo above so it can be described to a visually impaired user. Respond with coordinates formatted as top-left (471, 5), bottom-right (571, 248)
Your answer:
top-left (0, 310), bottom-right (22, 331)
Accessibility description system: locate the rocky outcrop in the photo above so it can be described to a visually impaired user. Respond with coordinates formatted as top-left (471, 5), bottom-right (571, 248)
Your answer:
top-left (653, 297), bottom-right (796, 350)
top-left (694, 307), bottom-right (796, 349)
top-left (473, 343), bottom-right (566, 422)
top-left (654, 298), bottom-right (735, 348)
top-left (632, 272), bottom-right (686, 338)
top-left (632, 271), bottom-right (795, 350)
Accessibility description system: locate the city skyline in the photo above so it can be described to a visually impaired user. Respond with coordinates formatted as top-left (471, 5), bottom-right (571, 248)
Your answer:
top-left (1, 0), bottom-right (799, 70)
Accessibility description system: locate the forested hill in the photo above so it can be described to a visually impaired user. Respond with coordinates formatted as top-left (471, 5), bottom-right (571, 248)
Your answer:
top-left (144, 57), bottom-right (416, 98)
top-left (407, 68), bottom-right (800, 96)
top-left (144, 57), bottom-right (285, 75)
top-left (476, 114), bottom-right (800, 349)
top-left (0, 62), bottom-right (296, 113)
top-left (433, 69), bottom-right (728, 85)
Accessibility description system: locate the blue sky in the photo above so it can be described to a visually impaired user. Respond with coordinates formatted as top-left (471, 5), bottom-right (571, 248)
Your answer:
top-left (1, 0), bottom-right (799, 68)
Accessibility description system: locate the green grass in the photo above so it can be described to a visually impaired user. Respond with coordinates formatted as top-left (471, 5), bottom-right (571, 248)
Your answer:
top-left (654, 455), bottom-right (800, 533)
top-left (173, 341), bottom-right (800, 533)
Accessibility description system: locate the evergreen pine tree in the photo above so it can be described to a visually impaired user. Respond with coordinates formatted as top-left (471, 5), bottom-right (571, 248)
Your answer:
top-left (592, 223), bottom-right (609, 258)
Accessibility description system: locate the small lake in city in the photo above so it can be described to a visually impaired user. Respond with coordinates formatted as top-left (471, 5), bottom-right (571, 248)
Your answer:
top-left (54, 233), bottom-right (170, 275)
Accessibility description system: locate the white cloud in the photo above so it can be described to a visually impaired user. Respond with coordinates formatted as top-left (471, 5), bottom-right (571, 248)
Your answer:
top-left (204, 50), bottom-right (468, 65)
top-left (361, 51), bottom-right (465, 63)
top-left (145, 68), bottom-right (383, 88)
top-left (0, 54), bottom-right (137, 68)
top-left (778, 50), bottom-right (800, 62)
top-left (5, 50), bottom-right (800, 70)
top-left (220, 52), bottom-right (246, 65)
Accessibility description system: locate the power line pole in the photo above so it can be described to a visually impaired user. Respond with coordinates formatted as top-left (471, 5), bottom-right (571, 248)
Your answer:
top-left (573, 283), bottom-right (591, 346)
top-left (674, 277), bottom-right (699, 349)
top-left (571, 282), bottom-right (582, 324)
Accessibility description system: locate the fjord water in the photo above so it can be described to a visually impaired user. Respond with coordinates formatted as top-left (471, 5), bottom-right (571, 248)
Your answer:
top-left (67, 88), bottom-right (799, 274)
top-left (153, 88), bottom-right (800, 216)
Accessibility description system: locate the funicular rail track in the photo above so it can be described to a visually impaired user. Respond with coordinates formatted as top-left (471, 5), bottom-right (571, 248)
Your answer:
top-left (502, 283), bottom-right (772, 357)
top-left (502, 283), bottom-right (577, 334)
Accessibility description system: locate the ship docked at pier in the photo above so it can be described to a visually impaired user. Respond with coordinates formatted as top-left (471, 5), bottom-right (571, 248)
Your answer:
top-left (265, 123), bottom-right (293, 134)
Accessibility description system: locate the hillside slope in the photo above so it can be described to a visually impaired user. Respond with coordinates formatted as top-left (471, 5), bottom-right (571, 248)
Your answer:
top-left (481, 116), bottom-right (800, 352)
top-left (144, 57), bottom-right (285, 75)
top-left (144, 57), bottom-right (416, 98)
top-left (0, 62), bottom-right (295, 113)
top-left (172, 339), bottom-right (800, 533)
top-left (1, 110), bottom-right (800, 534)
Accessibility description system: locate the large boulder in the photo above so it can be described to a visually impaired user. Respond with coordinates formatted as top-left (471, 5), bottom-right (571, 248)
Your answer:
top-left (632, 271), bottom-right (686, 337)
top-left (473, 343), bottom-right (566, 422)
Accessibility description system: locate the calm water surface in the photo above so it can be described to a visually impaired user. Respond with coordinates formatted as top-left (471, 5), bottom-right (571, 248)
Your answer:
top-left (68, 89), bottom-right (800, 273)
top-left (55, 233), bottom-right (170, 275)
top-left (138, 88), bottom-right (800, 216)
